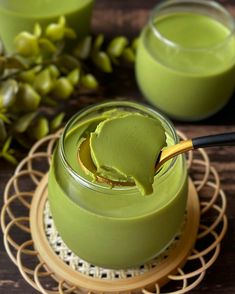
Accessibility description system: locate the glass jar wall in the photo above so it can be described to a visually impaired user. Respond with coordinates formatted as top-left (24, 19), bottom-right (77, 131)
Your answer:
top-left (48, 101), bottom-right (188, 268)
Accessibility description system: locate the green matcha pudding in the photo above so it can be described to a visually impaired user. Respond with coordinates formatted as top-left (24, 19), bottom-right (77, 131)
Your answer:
top-left (0, 0), bottom-right (94, 52)
top-left (48, 101), bottom-right (188, 268)
top-left (90, 113), bottom-right (167, 195)
top-left (136, 0), bottom-right (235, 120)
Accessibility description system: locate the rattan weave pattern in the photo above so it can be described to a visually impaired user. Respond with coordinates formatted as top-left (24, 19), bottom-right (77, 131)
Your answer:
top-left (1, 130), bottom-right (227, 293)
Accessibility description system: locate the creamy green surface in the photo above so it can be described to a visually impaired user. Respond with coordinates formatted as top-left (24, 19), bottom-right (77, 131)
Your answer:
top-left (149, 13), bottom-right (234, 73)
top-left (136, 12), bottom-right (235, 120)
top-left (156, 13), bottom-right (230, 49)
top-left (53, 109), bottom-right (184, 218)
top-left (90, 113), bottom-right (166, 195)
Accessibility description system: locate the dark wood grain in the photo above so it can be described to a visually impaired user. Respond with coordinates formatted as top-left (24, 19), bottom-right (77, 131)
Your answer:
top-left (0, 0), bottom-right (235, 293)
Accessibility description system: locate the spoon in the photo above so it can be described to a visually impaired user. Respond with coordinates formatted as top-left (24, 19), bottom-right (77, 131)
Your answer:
top-left (78, 132), bottom-right (235, 187)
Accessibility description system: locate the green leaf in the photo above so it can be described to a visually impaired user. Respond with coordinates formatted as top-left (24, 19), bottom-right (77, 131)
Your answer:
top-left (93, 34), bottom-right (104, 52)
top-left (131, 37), bottom-right (139, 52)
top-left (50, 112), bottom-right (65, 131)
top-left (52, 78), bottom-right (74, 99)
top-left (0, 113), bottom-right (11, 124)
top-left (33, 69), bottom-right (53, 95)
top-left (38, 38), bottom-right (57, 53)
top-left (34, 54), bottom-right (43, 64)
top-left (5, 56), bottom-right (27, 70)
top-left (59, 16), bottom-right (66, 27)
top-left (64, 28), bottom-right (77, 39)
top-left (92, 51), bottom-right (112, 73)
top-left (13, 112), bottom-right (37, 133)
top-left (19, 68), bottom-right (37, 84)
top-left (29, 117), bottom-right (49, 140)
top-left (15, 83), bottom-right (41, 112)
top-left (0, 56), bottom-right (6, 75)
top-left (81, 74), bottom-right (98, 90)
top-left (0, 79), bottom-right (18, 108)
top-left (2, 136), bottom-right (12, 153)
top-left (67, 68), bottom-right (80, 86)
top-left (55, 54), bottom-right (81, 72)
top-left (0, 119), bottom-right (7, 142)
top-left (34, 23), bottom-right (42, 38)
top-left (2, 152), bottom-right (18, 165)
top-left (74, 36), bottom-right (92, 59)
top-left (121, 47), bottom-right (135, 63)
top-left (41, 96), bottom-right (58, 107)
top-left (107, 36), bottom-right (128, 58)
top-left (47, 65), bottom-right (60, 79)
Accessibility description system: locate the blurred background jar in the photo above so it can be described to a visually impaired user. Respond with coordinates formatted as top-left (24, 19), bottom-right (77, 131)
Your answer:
top-left (135, 0), bottom-right (235, 121)
top-left (0, 0), bottom-right (94, 52)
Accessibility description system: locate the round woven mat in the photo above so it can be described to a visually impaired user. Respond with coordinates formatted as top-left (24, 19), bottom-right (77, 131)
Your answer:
top-left (1, 130), bottom-right (228, 294)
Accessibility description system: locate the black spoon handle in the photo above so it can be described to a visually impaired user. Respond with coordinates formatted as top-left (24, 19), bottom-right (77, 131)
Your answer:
top-left (192, 132), bottom-right (235, 149)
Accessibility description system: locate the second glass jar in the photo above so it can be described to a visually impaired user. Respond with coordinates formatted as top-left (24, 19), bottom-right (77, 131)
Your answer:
top-left (135, 0), bottom-right (235, 121)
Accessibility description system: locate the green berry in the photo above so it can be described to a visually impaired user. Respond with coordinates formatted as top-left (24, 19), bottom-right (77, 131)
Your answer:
top-left (52, 78), bottom-right (74, 99)
top-left (0, 80), bottom-right (18, 108)
top-left (16, 83), bottom-right (41, 112)
top-left (93, 34), bottom-right (104, 52)
top-left (121, 47), bottom-right (135, 63)
top-left (46, 17), bottom-right (66, 41)
top-left (132, 37), bottom-right (139, 52)
top-left (29, 117), bottom-right (49, 140)
top-left (92, 51), bottom-right (112, 73)
top-left (67, 69), bottom-right (80, 86)
top-left (14, 32), bottom-right (39, 57)
top-left (107, 36), bottom-right (128, 58)
top-left (33, 23), bottom-right (42, 38)
top-left (64, 28), bottom-right (77, 39)
top-left (19, 69), bottom-right (36, 84)
top-left (48, 65), bottom-right (60, 79)
top-left (13, 112), bottom-right (37, 133)
top-left (81, 74), bottom-right (98, 89)
top-left (74, 36), bottom-right (92, 59)
top-left (38, 38), bottom-right (57, 53)
top-left (50, 112), bottom-right (65, 131)
top-left (34, 69), bottom-right (53, 95)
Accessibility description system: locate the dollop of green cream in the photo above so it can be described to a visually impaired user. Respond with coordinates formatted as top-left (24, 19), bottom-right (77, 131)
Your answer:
top-left (90, 113), bottom-right (166, 195)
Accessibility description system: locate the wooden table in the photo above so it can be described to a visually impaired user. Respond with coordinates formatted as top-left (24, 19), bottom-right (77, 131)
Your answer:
top-left (0, 0), bottom-right (235, 293)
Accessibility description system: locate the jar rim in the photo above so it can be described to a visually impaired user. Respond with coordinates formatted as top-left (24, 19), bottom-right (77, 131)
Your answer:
top-left (149, 0), bottom-right (235, 52)
top-left (59, 100), bottom-right (179, 194)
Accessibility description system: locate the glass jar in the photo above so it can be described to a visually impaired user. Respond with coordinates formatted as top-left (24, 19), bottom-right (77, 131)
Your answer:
top-left (48, 101), bottom-right (188, 269)
top-left (135, 0), bottom-right (235, 121)
top-left (0, 0), bottom-right (94, 52)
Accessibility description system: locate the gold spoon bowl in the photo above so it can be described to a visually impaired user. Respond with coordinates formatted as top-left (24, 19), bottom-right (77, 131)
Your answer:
top-left (78, 132), bottom-right (235, 187)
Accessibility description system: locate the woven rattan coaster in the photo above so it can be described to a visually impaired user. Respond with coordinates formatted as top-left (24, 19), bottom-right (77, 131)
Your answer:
top-left (1, 130), bottom-right (228, 294)
top-left (30, 174), bottom-right (199, 292)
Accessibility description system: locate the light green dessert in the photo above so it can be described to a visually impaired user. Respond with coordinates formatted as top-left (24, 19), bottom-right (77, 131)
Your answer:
top-left (0, 0), bottom-right (94, 52)
top-left (136, 12), bottom-right (235, 120)
top-left (90, 113), bottom-right (166, 195)
top-left (48, 102), bottom-right (188, 268)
